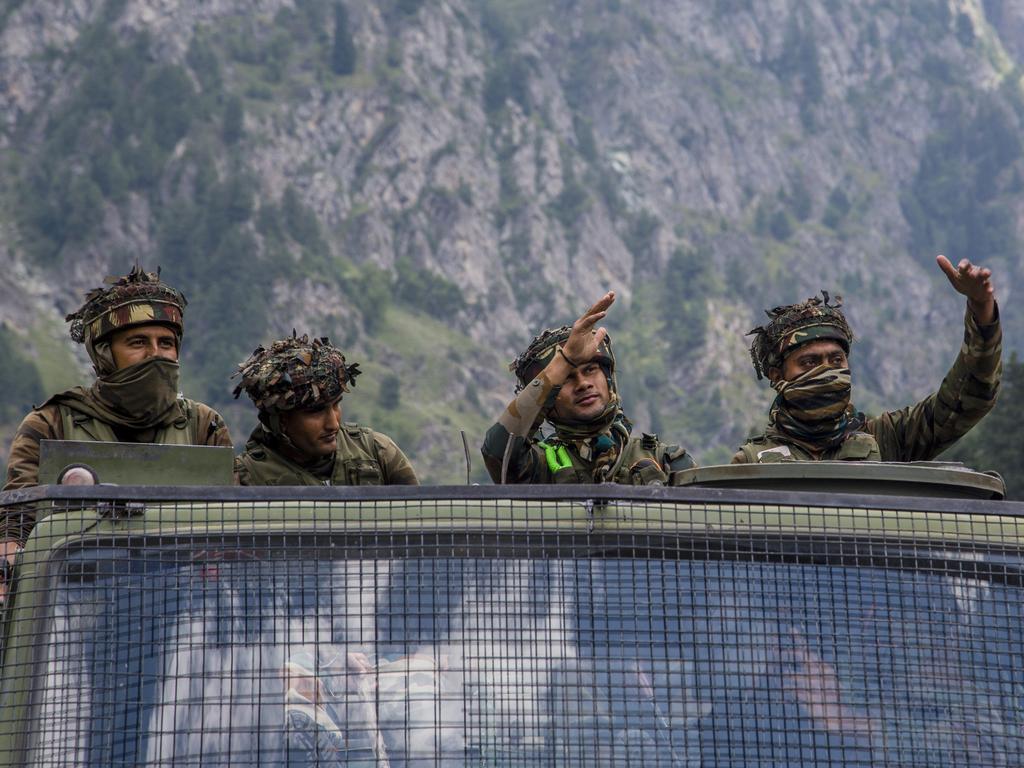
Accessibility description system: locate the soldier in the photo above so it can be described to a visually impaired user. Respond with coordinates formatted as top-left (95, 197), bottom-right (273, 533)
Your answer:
top-left (482, 291), bottom-right (695, 484)
top-left (1, 266), bottom-right (232, 596)
top-left (734, 255), bottom-right (1001, 463)
top-left (232, 333), bottom-right (417, 485)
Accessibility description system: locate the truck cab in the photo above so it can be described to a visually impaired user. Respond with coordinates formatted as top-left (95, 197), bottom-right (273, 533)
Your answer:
top-left (1, 459), bottom-right (1022, 766)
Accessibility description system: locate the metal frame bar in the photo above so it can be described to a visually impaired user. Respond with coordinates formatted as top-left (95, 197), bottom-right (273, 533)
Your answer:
top-left (3, 483), bottom-right (1023, 516)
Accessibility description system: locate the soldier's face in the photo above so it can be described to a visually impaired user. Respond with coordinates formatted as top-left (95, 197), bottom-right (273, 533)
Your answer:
top-left (773, 340), bottom-right (848, 383)
top-left (552, 362), bottom-right (610, 421)
top-left (109, 324), bottom-right (179, 370)
top-left (280, 399), bottom-right (342, 460)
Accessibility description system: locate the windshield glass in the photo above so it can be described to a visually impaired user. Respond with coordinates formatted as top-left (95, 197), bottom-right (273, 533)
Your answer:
top-left (27, 545), bottom-right (1024, 766)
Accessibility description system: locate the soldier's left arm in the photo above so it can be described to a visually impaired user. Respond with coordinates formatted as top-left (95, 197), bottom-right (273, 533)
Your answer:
top-left (373, 432), bottom-right (420, 485)
top-left (867, 302), bottom-right (1001, 462)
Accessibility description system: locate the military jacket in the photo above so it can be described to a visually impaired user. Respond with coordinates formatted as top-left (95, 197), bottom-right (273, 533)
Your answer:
top-left (235, 423), bottom-right (418, 486)
top-left (482, 424), bottom-right (695, 485)
top-left (732, 307), bottom-right (1002, 464)
top-left (2, 394), bottom-right (231, 541)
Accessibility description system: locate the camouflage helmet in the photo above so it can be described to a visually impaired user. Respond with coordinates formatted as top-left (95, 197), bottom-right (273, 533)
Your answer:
top-left (510, 325), bottom-right (616, 392)
top-left (66, 265), bottom-right (187, 345)
top-left (232, 333), bottom-right (361, 413)
top-left (747, 291), bottom-right (853, 380)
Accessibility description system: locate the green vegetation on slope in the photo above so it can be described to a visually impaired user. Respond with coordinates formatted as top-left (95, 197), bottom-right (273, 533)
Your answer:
top-left (7, 13), bottom-right (369, 412)
top-left (901, 92), bottom-right (1023, 270)
top-left (0, 327), bottom-right (44, 423)
top-left (944, 355), bottom-right (1024, 499)
top-left (323, 305), bottom-right (498, 484)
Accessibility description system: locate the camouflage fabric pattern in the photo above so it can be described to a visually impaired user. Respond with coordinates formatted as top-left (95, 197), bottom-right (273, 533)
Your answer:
top-left (65, 265), bottom-right (187, 344)
top-left (768, 366), bottom-right (854, 450)
top-left (748, 292), bottom-right (853, 380)
top-left (510, 325), bottom-right (615, 391)
top-left (734, 307), bottom-right (1002, 463)
top-left (233, 334), bottom-right (361, 412)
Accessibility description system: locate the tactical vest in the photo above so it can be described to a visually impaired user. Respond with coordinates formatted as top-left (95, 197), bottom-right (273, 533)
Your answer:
top-left (236, 423), bottom-right (386, 486)
top-left (537, 433), bottom-right (693, 485)
top-left (57, 398), bottom-right (200, 445)
top-left (738, 430), bottom-right (881, 463)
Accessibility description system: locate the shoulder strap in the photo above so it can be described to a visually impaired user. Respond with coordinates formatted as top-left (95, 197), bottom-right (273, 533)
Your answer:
top-left (341, 422), bottom-right (388, 480)
top-left (182, 398), bottom-right (200, 440)
top-left (343, 422), bottom-right (380, 458)
top-left (57, 404), bottom-right (118, 442)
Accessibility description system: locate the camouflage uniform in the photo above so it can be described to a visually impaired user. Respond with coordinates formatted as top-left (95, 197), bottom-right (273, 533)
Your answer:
top-left (233, 334), bottom-right (417, 486)
top-left (734, 293), bottom-right (1001, 463)
top-left (2, 266), bottom-right (231, 542)
top-left (482, 326), bottom-right (695, 484)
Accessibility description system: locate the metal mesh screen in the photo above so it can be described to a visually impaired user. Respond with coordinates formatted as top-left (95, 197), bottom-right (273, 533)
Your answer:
top-left (2, 488), bottom-right (1024, 767)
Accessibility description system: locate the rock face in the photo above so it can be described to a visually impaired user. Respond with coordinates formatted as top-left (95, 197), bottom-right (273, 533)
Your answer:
top-left (1, 0), bottom-right (1022, 478)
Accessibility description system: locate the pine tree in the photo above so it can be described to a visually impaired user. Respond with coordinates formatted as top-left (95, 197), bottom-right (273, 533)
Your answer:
top-left (331, 3), bottom-right (356, 76)
top-left (222, 96), bottom-right (244, 144)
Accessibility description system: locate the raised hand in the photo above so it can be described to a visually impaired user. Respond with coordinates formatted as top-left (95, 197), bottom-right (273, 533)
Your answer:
top-left (936, 255), bottom-right (996, 324)
top-left (561, 291), bottom-right (616, 366)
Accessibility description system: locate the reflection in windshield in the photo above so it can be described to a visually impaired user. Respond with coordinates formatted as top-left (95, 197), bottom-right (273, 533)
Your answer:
top-left (27, 550), bottom-right (1024, 766)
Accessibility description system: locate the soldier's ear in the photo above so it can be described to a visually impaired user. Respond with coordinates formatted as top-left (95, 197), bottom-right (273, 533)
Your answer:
top-left (767, 366), bottom-right (782, 384)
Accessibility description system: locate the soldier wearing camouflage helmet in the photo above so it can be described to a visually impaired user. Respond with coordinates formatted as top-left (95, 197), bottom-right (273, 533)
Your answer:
top-left (2, 266), bottom-right (232, 585)
top-left (481, 291), bottom-right (695, 485)
top-left (233, 333), bottom-right (417, 486)
top-left (733, 255), bottom-right (1001, 463)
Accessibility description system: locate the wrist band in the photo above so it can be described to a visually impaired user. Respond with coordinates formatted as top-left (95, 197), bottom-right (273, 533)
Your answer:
top-left (556, 346), bottom-right (580, 368)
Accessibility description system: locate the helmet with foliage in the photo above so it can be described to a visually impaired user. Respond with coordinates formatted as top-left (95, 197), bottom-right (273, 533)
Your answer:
top-left (66, 265), bottom-right (186, 346)
top-left (747, 291), bottom-right (853, 380)
top-left (65, 265), bottom-right (187, 375)
top-left (510, 325), bottom-right (616, 392)
top-left (233, 333), bottom-right (361, 413)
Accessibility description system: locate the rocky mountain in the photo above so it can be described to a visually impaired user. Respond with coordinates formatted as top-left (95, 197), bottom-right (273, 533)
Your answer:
top-left (1, 0), bottom-right (1022, 480)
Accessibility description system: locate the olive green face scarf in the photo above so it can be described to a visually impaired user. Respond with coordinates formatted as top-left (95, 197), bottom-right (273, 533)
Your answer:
top-left (87, 357), bottom-right (182, 430)
top-left (549, 392), bottom-right (622, 442)
top-left (768, 365), bottom-right (854, 451)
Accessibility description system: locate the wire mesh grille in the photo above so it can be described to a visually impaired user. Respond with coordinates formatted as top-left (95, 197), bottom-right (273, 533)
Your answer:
top-left (2, 490), bottom-right (1024, 767)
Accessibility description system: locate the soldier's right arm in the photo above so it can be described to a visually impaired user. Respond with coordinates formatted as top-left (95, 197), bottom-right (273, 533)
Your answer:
top-left (480, 331), bottom-right (580, 483)
top-left (481, 292), bottom-right (615, 484)
top-left (866, 305), bottom-right (1000, 461)
top-left (4, 405), bottom-right (64, 494)
top-left (2, 405), bottom-right (63, 600)
top-left (481, 392), bottom-right (552, 484)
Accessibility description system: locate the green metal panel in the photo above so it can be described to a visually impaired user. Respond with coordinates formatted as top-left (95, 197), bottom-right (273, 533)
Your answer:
top-left (38, 440), bottom-right (234, 486)
top-left (670, 461), bottom-right (1006, 499)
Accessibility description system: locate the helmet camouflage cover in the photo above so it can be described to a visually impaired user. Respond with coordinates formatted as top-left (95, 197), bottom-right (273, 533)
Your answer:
top-left (66, 265), bottom-right (187, 345)
top-left (510, 325), bottom-right (615, 392)
top-left (233, 333), bottom-right (361, 412)
top-left (748, 291), bottom-right (853, 379)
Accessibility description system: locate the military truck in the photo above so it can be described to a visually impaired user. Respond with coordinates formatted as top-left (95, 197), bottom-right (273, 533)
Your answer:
top-left (1, 450), bottom-right (1022, 766)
